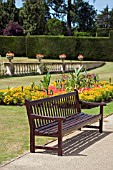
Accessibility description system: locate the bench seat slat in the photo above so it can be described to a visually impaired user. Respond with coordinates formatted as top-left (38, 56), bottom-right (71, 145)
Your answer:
top-left (63, 114), bottom-right (101, 133)
top-left (34, 113), bottom-right (101, 136)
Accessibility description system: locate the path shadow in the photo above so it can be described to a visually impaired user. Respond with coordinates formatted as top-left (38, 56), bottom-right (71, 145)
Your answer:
top-left (39, 130), bottom-right (112, 156)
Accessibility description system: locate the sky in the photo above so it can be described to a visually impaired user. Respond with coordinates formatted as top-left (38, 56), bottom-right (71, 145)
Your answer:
top-left (15, 0), bottom-right (113, 13)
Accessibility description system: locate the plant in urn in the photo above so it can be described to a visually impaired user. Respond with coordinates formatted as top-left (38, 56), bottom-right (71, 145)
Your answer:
top-left (78, 54), bottom-right (84, 61)
top-left (36, 54), bottom-right (44, 62)
top-left (6, 51), bottom-right (14, 62)
top-left (59, 54), bottom-right (66, 62)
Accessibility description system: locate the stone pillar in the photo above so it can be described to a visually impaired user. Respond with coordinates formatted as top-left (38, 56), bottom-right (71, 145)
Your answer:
top-left (5, 62), bottom-right (14, 76)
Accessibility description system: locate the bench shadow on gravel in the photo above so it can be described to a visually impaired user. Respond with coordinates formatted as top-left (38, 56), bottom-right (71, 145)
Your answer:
top-left (39, 130), bottom-right (112, 156)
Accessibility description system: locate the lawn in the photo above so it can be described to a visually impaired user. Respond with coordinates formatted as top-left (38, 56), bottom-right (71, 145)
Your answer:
top-left (0, 106), bottom-right (54, 164)
top-left (0, 60), bottom-right (113, 165)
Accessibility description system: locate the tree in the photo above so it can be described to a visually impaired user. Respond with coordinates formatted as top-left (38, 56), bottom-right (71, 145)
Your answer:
top-left (45, 18), bottom-right (67, 35)
top-left (109, 8), bottom-right (113, 28)
top-left (97, 6), bottom-right (113, 29)
top-left (0, 0), bottom-right (4, 31)
top-left (72, 0), bottom-right (97, 32)
top-left (20, 0), bottom-right (49, 35)
top-left (96, 5), bottom-right (110, 28)
top-left (47, 0), bottom-right (72, 35)
top-left (47, 0), bottom-right (97, 36)
top-left (0, 0), bottom-right (19, 30)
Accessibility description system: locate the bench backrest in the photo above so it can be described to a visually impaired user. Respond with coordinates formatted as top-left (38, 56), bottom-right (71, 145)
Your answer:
top-left (25, 90), bottom-right (81, 128)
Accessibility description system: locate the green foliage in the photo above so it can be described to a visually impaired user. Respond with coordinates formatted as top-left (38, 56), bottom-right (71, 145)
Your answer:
top-left (109, 9), bottom-right (113, 28)
top-left (96, 5), bottom-right (113, 29)
top-left (65, 65), bottom-right (100, 92)
top-left (72, 65), bottom-right (83, 88)
top-left (96, 28), bottom-right (110, 37)
top-left (73, 31), bottom-right (91, 37)
top-left (19, 0), bottom-right (48, 35)
top-left (0, 36), bottom-right (26, 56)
top-left (40, 72), bottom-right (51, 95)
top-left (72, 0), bottom-right (97, 32)
top-left (65, 65), bottom-right (84, 91)
top-left (0, 0), bottom-right (19, 30)
top-left (26, 32), bottom-right (113, 61)
top-left (26, 36), bottom-right (76, 59)
top-left (45, 18), bottom-right (67, 35)
top-left (0, 30), bottom-right (113, 61)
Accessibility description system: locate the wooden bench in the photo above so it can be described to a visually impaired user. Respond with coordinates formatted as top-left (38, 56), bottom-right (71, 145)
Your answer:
top-left (25, 89), bottom-right (106, 156)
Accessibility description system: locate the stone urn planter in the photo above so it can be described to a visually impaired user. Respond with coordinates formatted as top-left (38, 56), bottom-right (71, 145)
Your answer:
top-left (78, 54), bottom-right (84, 61)
top-left (36, 54), bottom-right (44, 62)
top-left (59, 54), bottom-right (66, 62)
top-left (6, 52), bottom-right (14, 62)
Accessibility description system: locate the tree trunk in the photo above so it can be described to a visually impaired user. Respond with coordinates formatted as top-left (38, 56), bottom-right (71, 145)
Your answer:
top-left (67, 0), bottom-right (71, 36)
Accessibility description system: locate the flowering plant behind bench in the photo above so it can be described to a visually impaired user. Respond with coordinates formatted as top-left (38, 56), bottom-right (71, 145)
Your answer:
top-left (36, 54), bottom-right (44, 58)
top-left (59, 54), bottom-right (66, 59)
top-left (78, 54), bottom-right (84, 61)
top-left (6, 51), bottom-right (14, 57)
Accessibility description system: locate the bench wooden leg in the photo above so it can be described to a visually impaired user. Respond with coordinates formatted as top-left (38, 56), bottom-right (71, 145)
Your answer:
top-left (58, 121), bottom-right (63, 156)
top-left (58, 136), bottom-right (62, 156)
top-left (78, 128), bottom-right (81, 131)
top-left (99, 118), bottom-right (103, 133)
top-left (30, 133), bottom-right (35, 153)
top-left (99, 106), bottom-right (103, 133)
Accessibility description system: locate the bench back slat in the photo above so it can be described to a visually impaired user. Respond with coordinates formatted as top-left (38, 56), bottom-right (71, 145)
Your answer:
top-left (25, 90), bottom-right (80, 128)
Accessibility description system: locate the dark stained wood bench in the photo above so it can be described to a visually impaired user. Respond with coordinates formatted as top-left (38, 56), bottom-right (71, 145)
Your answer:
top-left (25, 89), bottom-right (106, 156)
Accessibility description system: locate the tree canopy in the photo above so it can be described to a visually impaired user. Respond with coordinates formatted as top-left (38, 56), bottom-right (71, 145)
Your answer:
top-left (0, 0), bottom-right (113, 36)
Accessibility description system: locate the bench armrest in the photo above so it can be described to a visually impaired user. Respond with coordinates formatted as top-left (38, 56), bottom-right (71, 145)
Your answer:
top-left (79, 100), bottom-right (106, 107)
top-left (31, 114), bottom-right (66, 121)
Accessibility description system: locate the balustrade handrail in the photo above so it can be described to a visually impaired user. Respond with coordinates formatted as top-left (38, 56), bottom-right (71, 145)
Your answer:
top-left (1, 61), bottom-right (105, 76)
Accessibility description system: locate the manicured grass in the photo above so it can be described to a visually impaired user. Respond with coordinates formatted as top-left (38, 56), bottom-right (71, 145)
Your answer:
top-left (0, 105), bottom-right (54, 165)
top-left (83, 101), bottom-right (113, 117)
top-left (87, 62), bottom-right (113, 82)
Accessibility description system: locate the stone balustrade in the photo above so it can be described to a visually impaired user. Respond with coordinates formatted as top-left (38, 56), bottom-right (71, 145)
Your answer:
top-left (1, 61), bottom-right (105, 77)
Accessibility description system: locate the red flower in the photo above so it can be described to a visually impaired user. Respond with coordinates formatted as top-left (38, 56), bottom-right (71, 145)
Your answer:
top-left (78, 54), bottom-right (84, 60)
top-left (59, 54), bottom-right (66, 59)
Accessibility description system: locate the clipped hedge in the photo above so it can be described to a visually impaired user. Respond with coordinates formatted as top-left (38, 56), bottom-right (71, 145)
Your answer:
top-left (26, 36), bottom-right (76, 59)
top-left (0, 31), bottom-right (113, 61)
top-left (0, 36), bottom-right (26, 57)
top-left (27, 32), bottom-right (113, 61)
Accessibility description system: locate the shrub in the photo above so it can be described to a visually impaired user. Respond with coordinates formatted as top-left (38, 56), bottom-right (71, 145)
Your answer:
top-left (3, 21), bottom-right (23, 36)
top-left (73, 31), bottom-right (91, 37)
top-left (96, 28), bottom-right (111, 37)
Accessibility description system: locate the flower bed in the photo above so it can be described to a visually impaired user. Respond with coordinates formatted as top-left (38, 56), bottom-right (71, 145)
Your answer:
top-left (0, 80), bottom-right (113, 105)
top-left (79, 83), bottom-right (113, 102)
top-left (0, 85), bottom-right (66, 105)
top-left (0, 67), bottom-right (113, 105)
